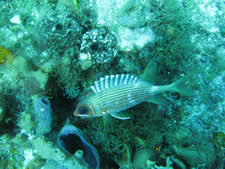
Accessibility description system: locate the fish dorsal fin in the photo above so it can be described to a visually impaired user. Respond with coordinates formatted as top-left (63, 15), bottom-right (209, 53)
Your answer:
top-left (142, 59), bottom-right (159, 84)
top-left (90, 74), bottom-right (139, 93)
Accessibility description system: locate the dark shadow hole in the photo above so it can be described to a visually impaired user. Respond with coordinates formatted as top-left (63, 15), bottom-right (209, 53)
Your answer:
top-left (41, 97), bottom-right (49, 105)
top-left (56, 24), bottom-right (63, 30)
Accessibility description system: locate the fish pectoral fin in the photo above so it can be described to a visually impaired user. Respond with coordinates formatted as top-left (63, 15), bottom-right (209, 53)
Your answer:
top-left (110, 112), bottom-right (131, 120)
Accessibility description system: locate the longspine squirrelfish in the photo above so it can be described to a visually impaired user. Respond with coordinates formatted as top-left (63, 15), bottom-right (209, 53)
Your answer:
top-left (74, 73), bottom-right (191, 120)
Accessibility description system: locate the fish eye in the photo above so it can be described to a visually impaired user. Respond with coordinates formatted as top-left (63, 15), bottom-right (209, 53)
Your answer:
top-left (78, 106), bottom-right (89, 115)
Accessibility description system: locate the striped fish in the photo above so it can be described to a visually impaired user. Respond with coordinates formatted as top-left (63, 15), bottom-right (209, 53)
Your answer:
top-left (74, 74), bottom-right (191, 120)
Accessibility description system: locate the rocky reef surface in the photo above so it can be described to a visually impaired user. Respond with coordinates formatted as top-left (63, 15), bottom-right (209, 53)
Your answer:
top-left (0, 0), bottom-right (224, 168)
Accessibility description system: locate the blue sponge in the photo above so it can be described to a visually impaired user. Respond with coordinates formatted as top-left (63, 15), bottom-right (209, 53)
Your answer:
top-left (34, 96), bottom-right (52, 135)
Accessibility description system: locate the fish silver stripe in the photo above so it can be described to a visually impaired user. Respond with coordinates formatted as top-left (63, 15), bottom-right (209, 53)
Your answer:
top-left (105, 75), bottom-right (109, 89)
top-left (95, 86), bottom-right (149, 104)
top-left (100, 77), bottom-right (105, 90)
top-left (115, 74), bottom-right (120, 87)
top-left (91, 86), bottom-right (97, 93)
top-left (124, 74), bottom-right (130, 85)
top-left (98, 88), bottom-right (149, 105)
top-left (128, 75), bottom-right (134, 84)
top-left (133, 77), bottom-right (138, 84)
top-left (98, 91), bottom-right (148, 112)
top-left (110, 75), bottom-right (115, 88)
top-left (95, 86), bottom-right (135, 102)
top-left (95, 81), bottom-right (100, 92)
top-left (119, 74), bottom-right (125, 86)
top-left (95, 85), bottom-right (149, 103)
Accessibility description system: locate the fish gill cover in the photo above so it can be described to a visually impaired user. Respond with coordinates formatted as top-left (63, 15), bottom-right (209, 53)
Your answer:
top-left (0, 0), bottom-right (224, 168)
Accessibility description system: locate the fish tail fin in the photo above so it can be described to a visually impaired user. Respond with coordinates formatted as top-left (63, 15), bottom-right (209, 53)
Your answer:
top-left (169, 75), bottom-right (194, 96)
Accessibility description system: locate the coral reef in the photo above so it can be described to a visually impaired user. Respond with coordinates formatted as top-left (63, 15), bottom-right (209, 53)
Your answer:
top-left (33, 135), bottom-right (87, 169)
top-left (92, 0), bottom-right (155, 51)
top-left (37, 6), bottom-right (82, 61)
top-left (0, 46), bottom-right (14, 65)
top-left (0, 0), bottom-right (224, 168)
top-left (79, 27), bottom-right (117, 70)
top-left (0, 94), bottom-right (5, 123)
